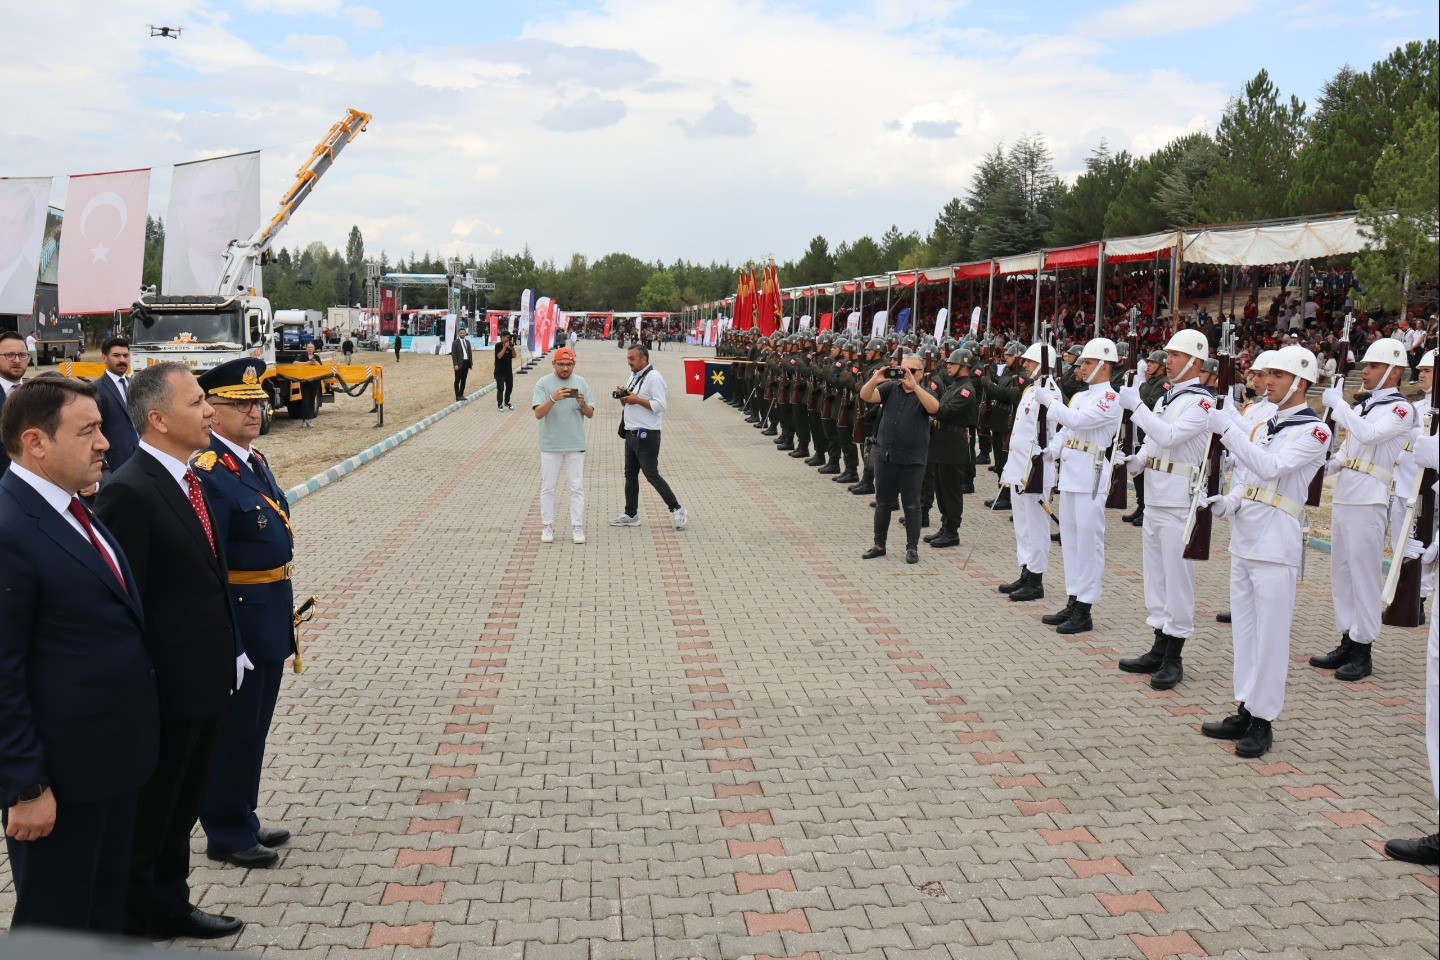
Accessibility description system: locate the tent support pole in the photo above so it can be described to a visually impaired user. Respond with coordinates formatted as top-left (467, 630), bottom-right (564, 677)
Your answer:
top-left (1094, 247), bottom-right (1105, 339)
top-left (985, 265), bottom-right (995, 341)
top-left (1032, 254), bottom-right (1044, 343)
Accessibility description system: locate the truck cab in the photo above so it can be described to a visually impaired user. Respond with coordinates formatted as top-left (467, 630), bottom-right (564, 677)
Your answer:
top-left (128, 293), bottom-right (275, 372)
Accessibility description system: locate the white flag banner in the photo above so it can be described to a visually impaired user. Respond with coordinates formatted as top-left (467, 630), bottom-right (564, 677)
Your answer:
top-left (933, 307), bottom-right (948, 341)
top-left (871, 310), bottom-right (888, 338)
top-left (799, 314), bottom-right (812, 330)
top-left (846, 311), bottom-right (860, 333)
top-left (969, 305), bottom-right (982, 337)
top-left (58, 168), bottom-right (151, 314)
top-left (162, 152), bottom-right (261, 296)
top-left (0, 177), bottom-right (53, 315)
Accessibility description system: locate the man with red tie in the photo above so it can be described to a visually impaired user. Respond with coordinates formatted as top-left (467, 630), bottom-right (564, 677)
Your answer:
top-left (0, 377), bottom-right (160, 932)
top-left (95, 362), bottom-right (248, 942)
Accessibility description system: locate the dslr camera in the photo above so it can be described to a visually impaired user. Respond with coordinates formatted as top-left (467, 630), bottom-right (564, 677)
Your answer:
top-left (612, 387), bottom-right (631, 400)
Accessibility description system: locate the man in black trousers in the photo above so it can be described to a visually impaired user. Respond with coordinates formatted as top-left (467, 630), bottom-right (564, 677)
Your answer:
top-left (494, 331), bottom-right (516, 410)
top-left (0, 377), bottom-right (160, 933)
top-left (451, 326), bottom-right (474, 400)
top-left (96, 362), bottom-right (247, 942)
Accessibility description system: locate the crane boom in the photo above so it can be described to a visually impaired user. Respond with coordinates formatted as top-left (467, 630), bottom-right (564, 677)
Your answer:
top-left (215, 108), bottom-right (372, 297)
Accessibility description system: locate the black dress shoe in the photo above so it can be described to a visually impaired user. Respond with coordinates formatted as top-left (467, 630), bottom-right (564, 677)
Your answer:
top-left (861, 546), bottom-right (886, 559)
top-left (207, 844), bottom-right (280, 869)
top-left (905, 549), bottom-right (919, 564)
top-left (1383, 833), bottom-right (1440, 866)
top-left (155, 907), bottom-right (245, 940)
top-left (850, 482), bottom-right (875, 495)
top-left (1234, 717), bottom-right (1273, 759)
top-left (256, 826), bottom-right (291, 848)
top-left (1216, 611), bottom-right (1232, 624)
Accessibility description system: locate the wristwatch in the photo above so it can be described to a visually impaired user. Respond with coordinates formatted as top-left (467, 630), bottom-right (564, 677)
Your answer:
top-left (17, 784), bottom-right (47, 803)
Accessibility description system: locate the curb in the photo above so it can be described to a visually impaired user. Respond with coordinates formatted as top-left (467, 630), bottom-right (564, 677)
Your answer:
top-left (284, 383), bottom-right (497, 505)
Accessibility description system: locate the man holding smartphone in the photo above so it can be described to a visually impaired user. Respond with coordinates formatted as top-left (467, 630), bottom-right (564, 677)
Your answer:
top-left (533, 348), bottom-right (593, 543)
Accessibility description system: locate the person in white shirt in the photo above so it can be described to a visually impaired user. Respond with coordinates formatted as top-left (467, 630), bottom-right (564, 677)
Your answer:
top-left (610, 345), bottom-right (687, 530)
top-left (25, 332), bottom-right (38, 366)
top-left (1199, 345), bottom-right (1329, 758)
top-left (1310, 338), bottom-right (1416, 681)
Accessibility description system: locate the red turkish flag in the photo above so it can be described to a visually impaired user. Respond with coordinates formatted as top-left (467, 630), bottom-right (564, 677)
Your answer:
top-left (58, 168), bottom-right (151, 314)
top-left (684, 358), bottom-right (705, 395)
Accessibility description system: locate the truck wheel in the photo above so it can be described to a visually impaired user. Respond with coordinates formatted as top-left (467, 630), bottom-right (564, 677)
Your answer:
top-left (259, 402), bottom-right (274, 436)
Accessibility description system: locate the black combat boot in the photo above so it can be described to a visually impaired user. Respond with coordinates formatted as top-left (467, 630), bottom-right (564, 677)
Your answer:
top-left (1008, 570), bottom-right (1044, 602)
top-left (1119, 629), bottom-right (1166, 674)
top-left (1128, 508), bottom-right (1145, 527)
top-left (1384, 833), bottom-right (1440, 866)
top-left (762, 425), bottom-right (779, 436)
top-left (1201, 704), bottom-right (1251, 741)
top-left (985, 489), bottom-right (1012, 511)
top-left (850, 481), bottom-right (875, 495)
top-left (1234, 717), bottom-right (1273, 759)
top-left (928, 526), bottom-right (960, 549)
top-left (776, 437), bottom-right (795, 451)
top-left (1041, 596), bottom-right (1077, 626)
top-left (834, 471), bottom-right (858, 484)
top-left (789, 446), bottom-right (811, 458)
top-left (1335, 642), bottom-right (1373, 681)
top-left (818, 457), bottom-right (841, 475)
top-left (1309, 633), bottom-right (1354, 669)
top-left (1150, 635), bottom-right (1185, 690)
top-left (998, 568), bottom-right (1029, 594)
top-left (1216, 611), bottom-right (1232, 624)
top-left (804, 450), bottom-right (826, 466)
top-left (1121, 505), bottom-right (1143, 524)
top-left (1055, 601), bottom-right (1093, 634)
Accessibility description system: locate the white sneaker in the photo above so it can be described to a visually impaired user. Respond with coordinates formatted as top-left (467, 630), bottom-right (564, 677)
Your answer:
top-left (540, 525), bottom-right (554, 543)
top-left (671, 506), bottom-right (688, 530)
top-left (572, 527), bottom-right (586, 544)
top-left (609, 514), bottom-right (641, 527)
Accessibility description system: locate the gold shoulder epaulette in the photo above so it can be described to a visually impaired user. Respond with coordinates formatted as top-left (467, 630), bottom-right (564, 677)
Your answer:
top-left (193, 451), bottom-right (219, 472)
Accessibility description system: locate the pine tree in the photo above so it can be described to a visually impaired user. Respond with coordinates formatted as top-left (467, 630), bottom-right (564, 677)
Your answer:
top-left (1195, 69), bottom-right (1305, 223)
top-left (1048, 142), bottom-right (1133, 245)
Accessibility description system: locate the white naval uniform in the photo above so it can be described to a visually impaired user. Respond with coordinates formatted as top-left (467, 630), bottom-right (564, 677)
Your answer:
top-left (1046, 382), bottom-right (1123, 605)
top-left (1213, 405), bottom-right (1330, 720)
top-left (1330, 387), bottom-right (1416, 646)
top-left (1389, 398), bottom-right (1435, 601)
top-left (1129, 378), bottom-right (1213, 640)
top-left (1001, 380), bottom-right (1055, 575)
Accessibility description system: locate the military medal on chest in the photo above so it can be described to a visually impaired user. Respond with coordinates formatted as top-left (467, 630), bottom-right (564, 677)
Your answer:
top-left (256, 506), bottom-right (268, 530)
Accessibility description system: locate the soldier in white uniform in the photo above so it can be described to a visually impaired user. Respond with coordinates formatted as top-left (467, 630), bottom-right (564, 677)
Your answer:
top-left (1033, 338), bottom-right (1123, 634)
top-left (1310, 338), bottom-right (1415, 681)
top-left (1198, 345), bottom-right (1330, 758)
top-left (1215, 351), bottom-right (1278, 626)
top-left (996, 343), bottom-right (1056, 603)
top-left (1384, 424), bottom-right (1440, 865)
top-left (1388, 349), bottom-right (1435, 616)
top-left (1114, 329), bottom-right (1213, 688)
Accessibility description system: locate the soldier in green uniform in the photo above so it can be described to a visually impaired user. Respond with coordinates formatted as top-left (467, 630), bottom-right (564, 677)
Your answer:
top-left (833, 340), bottom-right (863, 484)
top-left (849, 338), bottom-right (886, 496)
top-left (924, 348), bottom-right (980, 548)
top-left (917, 345), bottom-right (948, 528)
top-left (815, 336), bottom-right (843, 474)
top-left (774, 336), bottom-right (798, 451)
top-left (1059, 343), bottom-right (1084, 402)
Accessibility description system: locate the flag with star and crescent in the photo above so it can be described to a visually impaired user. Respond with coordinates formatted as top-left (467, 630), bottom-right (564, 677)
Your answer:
top-left (683, 358), bottom-right (734, 400)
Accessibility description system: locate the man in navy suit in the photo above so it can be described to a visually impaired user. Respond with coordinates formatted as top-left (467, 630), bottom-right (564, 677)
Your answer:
top-left (0, 376), bottom-right (160, 932)
top-left (193, 358), bottom-right (296, 870)
top-left (94, 336), bottom-right (139, 479)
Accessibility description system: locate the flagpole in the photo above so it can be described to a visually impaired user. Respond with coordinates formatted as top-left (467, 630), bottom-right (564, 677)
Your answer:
top-left (1093, 244), bottom-right (1105, 338)
top-left (985, 262), bottom-right (995, 341)
top-left (945, 268), bottom-right (955, 331)
top-left (1032, 251), bottom-right (1045, 343)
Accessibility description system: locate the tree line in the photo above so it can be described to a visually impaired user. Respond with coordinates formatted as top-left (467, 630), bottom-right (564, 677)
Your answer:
top-left (137, 41), bottom-right (1436, 318)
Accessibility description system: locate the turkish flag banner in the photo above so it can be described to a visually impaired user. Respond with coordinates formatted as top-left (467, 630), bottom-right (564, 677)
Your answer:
top-left (684, 358), bottom-right (705, 395)
top-left (58, 168), bottom-right (150, 314)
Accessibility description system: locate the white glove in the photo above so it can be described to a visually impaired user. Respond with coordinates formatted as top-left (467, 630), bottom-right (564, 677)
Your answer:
top-left (236, 653), bottom-right (254, 691)
top-left (1207, 404), bottom-right (1237, 435)
top-left (1034, 384), bottom-right (1058, 407)
top-left (1423, 540), bottom-right (1438, 566)
top-left (1321, 386), bottom-right (1346, 411)
top-left (1204, 494), bottom-right (1233, 519)
top-left (1404, 537), bottom-right (1425, 560)
top-left (1324, 457), bottom-right (1343, 477)
top-left (1117, 384), bottom-right (1142, 411)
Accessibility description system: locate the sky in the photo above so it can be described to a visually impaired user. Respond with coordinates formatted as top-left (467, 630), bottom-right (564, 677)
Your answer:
top-left (4, 0), bottom-right (1436, 277)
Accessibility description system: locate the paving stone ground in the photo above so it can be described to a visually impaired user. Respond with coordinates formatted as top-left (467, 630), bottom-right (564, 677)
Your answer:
top-left (3, 342), bottom-right (1437, 960)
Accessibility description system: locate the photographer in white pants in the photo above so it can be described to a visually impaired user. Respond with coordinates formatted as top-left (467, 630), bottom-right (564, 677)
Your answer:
top-left (533, 347), bottom-right (594, 543)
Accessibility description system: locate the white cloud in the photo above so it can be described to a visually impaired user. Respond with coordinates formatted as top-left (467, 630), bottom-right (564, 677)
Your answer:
top-left (242, 0), bottom-right (342, 13)
top-left (676, 100), bottom-right (757, 139)
top-left (540, 94), bottom-right (628, 132)
top-left (345, 4), bottom-right (383, 29)
top-left (1077, 0), bottom-right (1255, 38)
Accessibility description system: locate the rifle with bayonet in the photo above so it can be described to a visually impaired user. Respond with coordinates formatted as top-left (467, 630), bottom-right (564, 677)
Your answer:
top-left (1106, 333), bottom-right (1142, 509)
top-left (1382, 370), bottom-right (1437, 627)
top-left (1308, 313), bottom-right (1353, 506)
top-left (1182, 321), bottom-right (1232, 561)
top-left (1024, 327), bottom-right (1051, 496)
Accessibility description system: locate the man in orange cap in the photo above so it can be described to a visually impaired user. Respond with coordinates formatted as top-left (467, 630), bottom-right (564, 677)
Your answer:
top-left (532, 347), bottom-right (594, 543)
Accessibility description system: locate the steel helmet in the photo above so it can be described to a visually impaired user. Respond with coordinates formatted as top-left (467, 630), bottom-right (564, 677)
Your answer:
top-left (1147, 350), bottom-right (1168, 365)
top-left (1064, 343), bottom-right (1082, 358)
top-left (1164, 329), bottom-right (1209, 361)
top-left (865, 337), bottom-right (884, 352)
top-left (1268, 345), bottom-right (1319, 384)
top-left (1420, 349), bottom-right (1436, 370)
top-left (1250, 350), bottom-right (1277, 372)
top-left (1360, 337), bottom-right (1407, 366)
top-left (1079, 338), bottom-right (1119, 363)
top-left (1115, 341), bottom-right (1130, 359)
top-left (1021, 342), bottom-right (1054, 365)
top-left (902, 334), bottom-right (919, 347)
top-left (947, 349), bottom-right (976, 368)
top-left (750, 326), bottom-right (760, 336)
top-left (1201, 358), bottom-right (1220, 375)
top-left (1004, 341), bottom-right (1024, 358)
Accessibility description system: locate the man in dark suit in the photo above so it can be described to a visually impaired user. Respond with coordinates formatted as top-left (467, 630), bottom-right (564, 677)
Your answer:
top-left (95, 362), bottom-right (247, 942)
top-left (0, 377), bottom-right (160, 933)
top-left (93, 336), bottom-right (139, 479)
top-left (451, 327), bottom-right (473, 400)
top-left (192, 358), bottom-right (295, 870)
top-left (0, 329), bottom-right (33, 477)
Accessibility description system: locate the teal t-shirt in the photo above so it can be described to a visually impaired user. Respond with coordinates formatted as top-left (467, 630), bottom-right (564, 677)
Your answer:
top-left (533, 373), bottom-right (591, 452)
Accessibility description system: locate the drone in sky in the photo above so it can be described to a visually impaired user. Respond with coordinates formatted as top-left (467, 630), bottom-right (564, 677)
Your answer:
top-left (149, 25), bottom-right (182, 39)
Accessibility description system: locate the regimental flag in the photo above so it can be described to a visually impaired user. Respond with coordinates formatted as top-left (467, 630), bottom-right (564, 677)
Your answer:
top-left (703, 361), bottom-right (732, 400)
top-left (684, 358), bottom-right (706, 395)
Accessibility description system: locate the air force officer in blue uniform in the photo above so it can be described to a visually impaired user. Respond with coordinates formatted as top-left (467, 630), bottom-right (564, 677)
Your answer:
top-left (191, 359), bottom-right (296, 869)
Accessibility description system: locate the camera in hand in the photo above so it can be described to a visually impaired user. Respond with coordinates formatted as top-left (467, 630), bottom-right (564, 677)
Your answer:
top-left (884, 367), bottom-right (906, 381)
top-left (612, 388), bottom-right (631, 400)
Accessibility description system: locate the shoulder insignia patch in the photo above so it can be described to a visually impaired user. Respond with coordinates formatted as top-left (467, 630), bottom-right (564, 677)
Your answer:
top-left (1199, 399), bottom-right (1213, 411)
top-left (961, 388), bottom-right (971, 398)
top-left (219, 453), bottom-right (243, 475)
top-left (1313, 427), bottom-right (1330, 443)
top-left (192, 451), bottom-right (218, 472)
top-left (1396, 407), bottom-right (1409, 419)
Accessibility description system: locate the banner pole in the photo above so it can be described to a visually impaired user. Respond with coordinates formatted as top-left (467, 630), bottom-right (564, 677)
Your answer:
top-left (1093, 244), bottom-right (1105, 338)
top-left (985, 263), bottom-right (995, 341)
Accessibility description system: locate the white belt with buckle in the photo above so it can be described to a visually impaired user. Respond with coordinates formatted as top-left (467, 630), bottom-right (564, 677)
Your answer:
top-left (1242, 485), bottom-right (1303, 519)
top-left (1144, 456), bottom-right (1198, 478)
top-left (1063, 438), bottom-right (1102, 456)
top-left (1341, 457), bottom-right (1393, 488)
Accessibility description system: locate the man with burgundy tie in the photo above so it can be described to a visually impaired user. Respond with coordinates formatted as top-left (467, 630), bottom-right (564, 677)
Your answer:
top-left (95, 362), bottom-right (249, 942)
top-left (0, 377), bottom-right (160, 933)
top-left (192, 358), bottom-right (296, 870)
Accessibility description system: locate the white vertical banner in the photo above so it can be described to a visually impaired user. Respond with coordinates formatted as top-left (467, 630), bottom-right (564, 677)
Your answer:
top-left (163, 151), bottom-right (261, 295)
top-left (0, 177), bottom-right (53, 315)
top-left (933, 307), bottom-right (948, 341)
top-left (969, 305), bottom-right (982, 337)
top-left (846, 311), bottom-right (860, 333)
top-left (871, 310), bottom-right (888, 338)
top-left (58, 168), bottom-right (151, 315)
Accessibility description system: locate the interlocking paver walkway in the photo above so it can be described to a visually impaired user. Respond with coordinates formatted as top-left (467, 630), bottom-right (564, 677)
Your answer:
top-left (3, 342), bottom-right (1436, 959)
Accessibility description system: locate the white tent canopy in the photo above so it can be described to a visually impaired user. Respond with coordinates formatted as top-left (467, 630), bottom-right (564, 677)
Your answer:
top-left (1183, 214), bottom-right (1373, 266)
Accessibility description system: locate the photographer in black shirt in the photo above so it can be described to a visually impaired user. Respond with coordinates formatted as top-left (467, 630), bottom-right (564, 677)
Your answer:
top-left (858, 351), bottom-right (939, 563)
